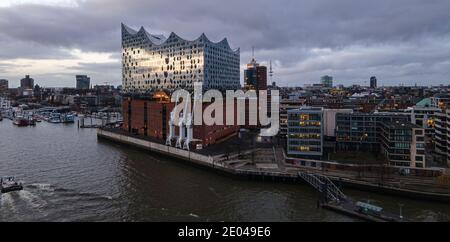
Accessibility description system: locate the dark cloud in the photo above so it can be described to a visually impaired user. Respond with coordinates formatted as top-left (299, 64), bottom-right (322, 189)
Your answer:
top-left (0, 36), bottom-right (76, 59)
top-left (66, 61), bottom-right (120, 72)
top-left (1, 0), bottom-right (450, 86)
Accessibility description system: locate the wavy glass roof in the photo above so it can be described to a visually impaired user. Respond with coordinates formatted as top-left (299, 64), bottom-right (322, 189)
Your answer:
top-left (121, 23), bottom-right (239, 53)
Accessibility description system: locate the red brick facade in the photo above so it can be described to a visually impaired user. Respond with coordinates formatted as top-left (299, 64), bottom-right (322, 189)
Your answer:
top-left (122, 98), bottom-right (240, 147)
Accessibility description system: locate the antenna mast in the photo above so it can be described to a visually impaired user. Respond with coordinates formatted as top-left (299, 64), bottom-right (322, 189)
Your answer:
top-left (252, 46), bottom-right (255, 60)
top-left (269, 60), bottom-right (274, 84)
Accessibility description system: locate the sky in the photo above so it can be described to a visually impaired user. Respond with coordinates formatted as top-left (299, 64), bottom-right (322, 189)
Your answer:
top-left (1, 0), bottom-right (450, 88)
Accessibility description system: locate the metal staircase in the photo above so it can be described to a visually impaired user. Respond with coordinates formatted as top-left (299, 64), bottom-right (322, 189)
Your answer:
top-left (298, 171), bottom-right (347, 203)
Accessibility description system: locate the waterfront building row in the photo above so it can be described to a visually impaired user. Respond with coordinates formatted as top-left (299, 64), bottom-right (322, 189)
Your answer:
top-left (287, 107), bottom-right (426, 167)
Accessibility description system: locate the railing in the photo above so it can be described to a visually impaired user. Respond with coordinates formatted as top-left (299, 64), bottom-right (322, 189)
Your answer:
top-left (272, 146), bottom-right (278, 164)
top-left (298, 171), bottom-right (347, 203)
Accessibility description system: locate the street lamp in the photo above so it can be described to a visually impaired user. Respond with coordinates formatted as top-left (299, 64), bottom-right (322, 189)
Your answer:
top-left (399, 203), bottom-right (404, 220)
top-left (360, 133), bottom-right (368, 178)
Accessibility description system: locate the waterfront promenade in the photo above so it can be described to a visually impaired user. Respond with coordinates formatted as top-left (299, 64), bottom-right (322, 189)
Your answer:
top-left (97, 128), bottom-right (450, 202)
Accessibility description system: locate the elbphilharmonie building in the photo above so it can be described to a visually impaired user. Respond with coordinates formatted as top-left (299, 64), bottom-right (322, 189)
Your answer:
top-left (121, 23), bottom-right (240, 92)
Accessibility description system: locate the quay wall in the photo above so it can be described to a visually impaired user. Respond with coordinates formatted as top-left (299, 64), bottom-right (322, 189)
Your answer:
top-left (97, 129), bottom-right (228, 172)
top-left (97, 129), bottom-right (450, 203)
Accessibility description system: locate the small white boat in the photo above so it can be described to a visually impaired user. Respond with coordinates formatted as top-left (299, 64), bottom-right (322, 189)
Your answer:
top-left (1, 176), bottom-right (23, 193)
top-left (49, 113), bottom-right (62, 123)
top-left (13, 115), bottom-right (29, 126)
top-left (61, 114), bottom-right (75, 123)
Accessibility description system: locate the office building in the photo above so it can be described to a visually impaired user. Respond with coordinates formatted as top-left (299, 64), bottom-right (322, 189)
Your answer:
top-left (244, 58), bottom-right (267, 91)
top-left (242, 56), bottom-right (269, 129)
top-left (76, 75), bottom-right (91, 90)
top-left (335, 112), bottom-right (410, 152)
top-left (287, 107), bottom-right (324, 159)
top-left (279, 99), bottom-right (306, 136)
top-left (430, 94), bottom-right (450, 166)
top-left (406, 98), bottom-right (439, 143)
top-left (121, 23), bottom-right (240, 92)
top-left (321, 75), bottom-right (333, 88)
top-left (379, 122), bottom-right (425, 167)
top-left (370, 76), bottom-right (377, 88)
top-left (20, 75), bottom-right (34, 89)
top-left (322, 109), bottom-right (353, 137)
top-left (0, 79), bottom-right (8, 94)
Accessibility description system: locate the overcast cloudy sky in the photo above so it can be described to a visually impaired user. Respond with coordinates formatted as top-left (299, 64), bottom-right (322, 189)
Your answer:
top-left (1, 0), bottom-right (450, 88)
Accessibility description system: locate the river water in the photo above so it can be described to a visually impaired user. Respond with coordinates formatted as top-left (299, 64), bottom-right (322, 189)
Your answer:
top-left (0, 118), bottom-right (449, 221)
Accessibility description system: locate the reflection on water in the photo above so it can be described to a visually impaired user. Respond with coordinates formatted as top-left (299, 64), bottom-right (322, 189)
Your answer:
top-left (0, 119), bottom-right (449, 221)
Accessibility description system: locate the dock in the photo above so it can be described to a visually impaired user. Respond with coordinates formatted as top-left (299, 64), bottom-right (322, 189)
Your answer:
top-left (322, 203), bottom-right (401, 222)
top-left (78, 113), bottom-right (122, 129)
top-left (298, 171), bottom-right (405, 222)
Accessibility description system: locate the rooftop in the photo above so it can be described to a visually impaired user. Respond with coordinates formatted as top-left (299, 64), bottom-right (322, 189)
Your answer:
top-left (381, 121), bottom-right (421, 130)
top-left (415, 98), bottom-right (432, 107)
top-left (121, 23), bottom-right (239, 53)
top-left (288, 106), bottom-right (323, 114)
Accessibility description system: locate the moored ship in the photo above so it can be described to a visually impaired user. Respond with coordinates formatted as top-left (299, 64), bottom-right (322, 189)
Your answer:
top-left (13, 116), bottom-right (29, 126)
top-left (61, 114), bottom-right (75, 123)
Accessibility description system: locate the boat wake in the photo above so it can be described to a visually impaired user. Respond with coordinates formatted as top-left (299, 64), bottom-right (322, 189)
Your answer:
top-left (0, 193), bottom-right (18, 213)
top-left (27, 183), bottom-right (55, 193)
top-left (1, 182), bottom-right (117, 221)
top-left (18, 190), bottom-right (47, 209)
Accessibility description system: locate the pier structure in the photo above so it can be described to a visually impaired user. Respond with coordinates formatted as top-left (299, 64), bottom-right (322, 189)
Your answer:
top-left (77, 112), bottom-right (122, 129)
top-left (298, 171), bottom-right (404, 222)
top-left (298, 172), bottom-right (347, 203)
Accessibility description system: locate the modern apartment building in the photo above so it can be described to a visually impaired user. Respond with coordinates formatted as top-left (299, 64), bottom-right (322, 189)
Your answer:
top-left (431, 94), bottom-right (450, 167)
top-left (379, 122), bottom-right (426, 167)
top-left (335, 112), bottom-right (410, 152)
top-left (279, 99), bottom-right (306, 136)
top-left (287, 107), bottom-right (324, 159)
top-left (406, 98), bottom-right (439, 144)
top-left (434, 108), bottom-right (449, 166)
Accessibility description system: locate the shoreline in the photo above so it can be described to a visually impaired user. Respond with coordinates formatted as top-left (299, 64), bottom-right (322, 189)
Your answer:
top-left (97, 128), bottom-right (450, 203)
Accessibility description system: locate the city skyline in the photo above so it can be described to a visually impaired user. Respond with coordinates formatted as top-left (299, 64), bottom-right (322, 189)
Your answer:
top-left (1, 0), bottom-right (450, 87)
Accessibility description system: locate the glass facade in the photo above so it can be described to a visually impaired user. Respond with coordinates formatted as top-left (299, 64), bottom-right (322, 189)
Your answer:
top-left (287, 107), bottom-right (324, 158)
top-left (0, 79), bottom-right (8, 94)
top-left (378, 123), bottom-right (426, 167)
top-left (76, 75), bottom-right (91, 90)
top-left (335, 113), bottom-right (410, 151)
top-left (320, 75), bottom-right (333, 88)
top-left (121, 24), bottom-right (240, 92)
